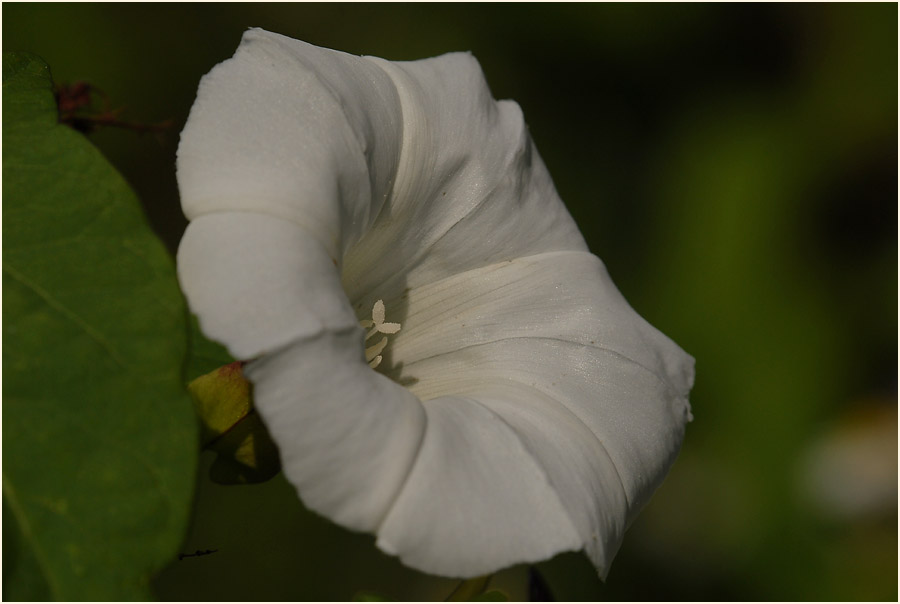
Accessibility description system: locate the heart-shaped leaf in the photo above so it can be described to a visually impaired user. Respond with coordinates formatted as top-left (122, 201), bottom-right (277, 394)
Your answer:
top-left (2, 52), bottom-right (197, 600)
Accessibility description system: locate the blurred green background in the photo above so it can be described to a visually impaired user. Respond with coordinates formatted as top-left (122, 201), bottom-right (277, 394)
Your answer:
top-left (5, 3), bottom-right (896, 601)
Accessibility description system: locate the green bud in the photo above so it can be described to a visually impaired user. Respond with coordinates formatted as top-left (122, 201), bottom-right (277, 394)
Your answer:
top-left (187, 361), bottom-right (281, 485)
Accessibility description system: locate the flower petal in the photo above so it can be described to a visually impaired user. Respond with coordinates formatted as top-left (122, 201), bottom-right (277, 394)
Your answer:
top-left (375, 396), bottom-right (582, 578)
top-left (243, 326), bottom-right (426, 532)
top-left (177, 29), bottom-right (403, 258)
top-left (462, 383), bottom-right (628, 579)
top-left (177, 212), bottom-right (357, 359)
top-left (382, 250), bottom-right (693, 401)
top-left (342, 52), bottom-right (588, 299)
top-left (404, 340), bottom-right (690, 526)
top-left (177, 28), bottom-right (590, 315)
top-left (369, 250), bottom-right (692, 573)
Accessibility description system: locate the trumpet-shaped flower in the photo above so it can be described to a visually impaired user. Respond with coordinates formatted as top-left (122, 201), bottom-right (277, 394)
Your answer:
top-left (177, 29), bottom-right (694, 579)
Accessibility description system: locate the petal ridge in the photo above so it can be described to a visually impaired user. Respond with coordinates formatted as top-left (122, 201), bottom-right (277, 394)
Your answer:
top-left (402, 337), bottom-right (691, 521)
top-left (342, 54), bottom-right (586, 301)
top-left (375, 395), bottom-right (582, 578)
top-left (458, 380), bottom-right (630, 577)
top-left (407, 335), bottom-right (689, 403)
top-left (376, 249), bottom-right (693, 398)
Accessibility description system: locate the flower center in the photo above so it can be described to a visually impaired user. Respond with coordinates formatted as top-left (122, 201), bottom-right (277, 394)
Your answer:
top-left (359, 299), bottom-right (401, 369)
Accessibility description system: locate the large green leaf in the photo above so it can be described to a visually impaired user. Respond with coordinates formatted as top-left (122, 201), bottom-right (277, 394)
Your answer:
top-left (2, 52), bottom-right (197, 600)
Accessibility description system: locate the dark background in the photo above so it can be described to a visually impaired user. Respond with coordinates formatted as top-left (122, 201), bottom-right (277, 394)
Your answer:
top-left (4, 3), bottom-right (897, 600)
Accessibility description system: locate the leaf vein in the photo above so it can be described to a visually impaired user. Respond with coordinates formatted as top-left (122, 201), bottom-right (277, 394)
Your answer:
top-left (3, 263), bottom-right (128, 369)
top-left (2, 476), bottom-right (63, 600)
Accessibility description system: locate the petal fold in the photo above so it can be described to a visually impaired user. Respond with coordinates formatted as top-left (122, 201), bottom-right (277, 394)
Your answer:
top-left (405, 339), bottom-right (691, 528)
top-left (466, 382), bottom-right (629, 578)
top-left (177, 212), bottom-right (357, 359)
top-left (243, 327), bottom-right (426, 532)
top-left (177, 29), bottom-right (403, 258)
top-left (343, 52), bottom-right (588, 298)
top-left (376, 396), bottom-right (582, 577)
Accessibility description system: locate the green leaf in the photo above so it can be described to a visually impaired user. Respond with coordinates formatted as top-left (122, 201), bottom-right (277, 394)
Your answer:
top-left (2, 52), bottom-right (197, 600)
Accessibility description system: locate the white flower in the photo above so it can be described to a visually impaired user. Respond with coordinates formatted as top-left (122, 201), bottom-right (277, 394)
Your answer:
top-left (176, 29), bottom-right (694, 580)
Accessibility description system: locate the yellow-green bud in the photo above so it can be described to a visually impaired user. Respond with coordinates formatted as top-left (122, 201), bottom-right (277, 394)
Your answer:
top-left (187, 361), bottom-right (281, 485)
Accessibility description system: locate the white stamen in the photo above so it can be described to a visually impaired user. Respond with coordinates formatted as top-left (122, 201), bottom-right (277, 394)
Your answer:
top-left (365, 336), bottom-right (388, 362)
top-left (360, 299), bottom-right (401, 371)
top-left (372, 300), bottom-right (386, 325)
top-left (379, 322), bottom-right (401, 334)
